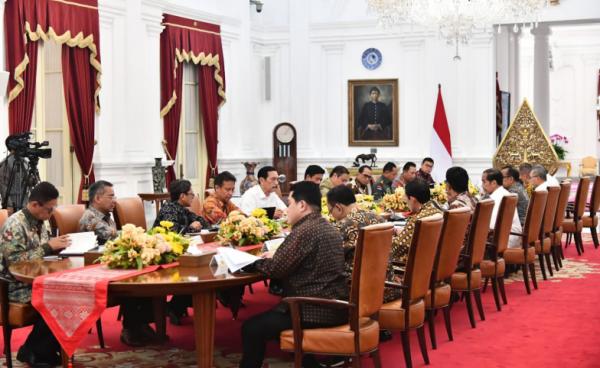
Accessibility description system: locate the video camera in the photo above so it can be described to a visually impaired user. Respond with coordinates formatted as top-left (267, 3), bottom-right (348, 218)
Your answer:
top-left (6, 132), bottom-right (52, 160)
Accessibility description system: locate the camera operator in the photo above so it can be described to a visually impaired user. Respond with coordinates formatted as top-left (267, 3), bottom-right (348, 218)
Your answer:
top-left (0, 182), bottom-right (70, 366)
top-left (0, 135), bottom-right (29, 213)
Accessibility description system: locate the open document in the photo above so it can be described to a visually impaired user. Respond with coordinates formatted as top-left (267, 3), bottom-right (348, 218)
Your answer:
top-left (59, 232), bottom-right (98, 256)
top-left (211, 247), bottom-right (260, 273)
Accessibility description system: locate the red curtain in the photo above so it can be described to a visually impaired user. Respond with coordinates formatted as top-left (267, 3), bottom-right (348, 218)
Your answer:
top-left (160, 14), bottom-right (226, 186)
top-left (4, 0), bottom-right (101, 203)
top-left (62, 46), bottom-right (96, 203)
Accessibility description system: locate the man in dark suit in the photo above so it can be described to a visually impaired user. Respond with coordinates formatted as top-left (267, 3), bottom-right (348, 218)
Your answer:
top-left (357, 87), bottom-right (392, 140)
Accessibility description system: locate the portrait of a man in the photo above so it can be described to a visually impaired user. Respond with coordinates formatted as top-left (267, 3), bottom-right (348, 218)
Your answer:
top-left (348, 79), bottom-right (398, 146)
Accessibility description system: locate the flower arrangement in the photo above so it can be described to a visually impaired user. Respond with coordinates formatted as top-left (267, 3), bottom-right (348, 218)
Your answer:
top-left (381, 187), bottom-right (409, 212)
top-left (217, 210), bottom-right (276, 246)
top-left (550, 134), bottom-right (569, 160)
top-left (250, 208), bottom-right (282, 238)
top-left (99, 221), bottom-right (189, 269)
top-left (430, 182), bottom-right (448, 204)
top-left (355, 194), bottom-right (383, 214)
top-left (468, 181), bottom-right (480, 197)
top-left (321, 197), bottom-right (335, 222)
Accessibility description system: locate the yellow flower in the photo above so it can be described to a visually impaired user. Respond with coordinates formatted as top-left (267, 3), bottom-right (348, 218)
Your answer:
top-left (160, 221), bottom-right (174, 229)
top-left (251, 208), bottom-right (267, 218)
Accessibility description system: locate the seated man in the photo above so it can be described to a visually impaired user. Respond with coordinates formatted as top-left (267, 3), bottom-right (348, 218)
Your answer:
top-left (327, 186), bottom-right (399, 303)
top-left (519, 162), bottom-right (533, 191)
top-left (373, 162), bottom-right (397, 200)
top-left (351, 165), bottom-right (373, 195)
top-left (393, 161), bottom-right (417, 188)
top-left (240, 165), bottom-right (287, 218)
top-left (391, 179), bottom-right (442, 266)
top-left (501, 166), bottom-right (529, 226)
top-left (0, 182), bottom-right (69, 366)
top-left (530, 164), bottom-right (559, 192)
top-left (240, 182), bottom-right (348, 368)
top-left (482, 169), bottom-right (522, 248)
top-left (416, 157), bottom-right (435, 186)
top-left (445, 166), bottom-right (477, 211)
top-left (203, 171), bottom-right (239, 225)
top-left (154, 179), bottom-right (209, 233)
top-left (319, 165), bottom-right (350, 196)
top-left (304, 165), bottom-right (325, 185)
top-left (80, 180), bottom-right (157, 346)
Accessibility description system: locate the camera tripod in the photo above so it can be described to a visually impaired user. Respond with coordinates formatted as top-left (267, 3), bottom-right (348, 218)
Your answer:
top-left (1, 155), bottom-right (41, 212)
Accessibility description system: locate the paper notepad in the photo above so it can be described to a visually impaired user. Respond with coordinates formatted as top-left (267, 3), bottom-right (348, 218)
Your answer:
top-left (263, 237), bottom-right (285, 252)
top-left (211, 247), bottom-right (260, 274)
top-left (59, 232), bottom-right (98, 255)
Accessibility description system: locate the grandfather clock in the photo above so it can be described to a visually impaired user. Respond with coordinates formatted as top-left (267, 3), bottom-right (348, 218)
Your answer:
top-left (273, 122), bottom-right (297, 195)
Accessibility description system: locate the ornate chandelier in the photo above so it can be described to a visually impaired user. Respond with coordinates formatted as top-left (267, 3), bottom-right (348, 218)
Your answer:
top-left (367, 0), bottom-right (550, 60)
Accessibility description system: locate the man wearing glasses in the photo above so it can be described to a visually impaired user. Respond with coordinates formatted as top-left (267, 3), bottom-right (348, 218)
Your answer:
top-left (153, 179), bottom-right (208, 233)
top-left (351, 165), bottom-right (374, 195)
top-left (0, 182), bottom-right (70, 366)
top-left (79, 180), bottom-right (117, 244)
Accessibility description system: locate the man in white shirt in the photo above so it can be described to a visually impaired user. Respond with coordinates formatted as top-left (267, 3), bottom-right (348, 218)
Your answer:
top-left (530, 164), bottom-right (559, 192)
top-left (240, 165), bottom-right (287, 218)
top-left (482, 168), bottom-right (522, 248)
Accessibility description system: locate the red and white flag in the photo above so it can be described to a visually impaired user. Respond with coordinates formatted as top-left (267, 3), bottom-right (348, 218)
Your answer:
top-left (430, 84), bottom-right (452, 183)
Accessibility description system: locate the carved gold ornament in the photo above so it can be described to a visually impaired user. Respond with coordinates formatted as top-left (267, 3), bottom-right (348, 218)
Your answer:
top-left (493, 99), bottom-right (558, 172)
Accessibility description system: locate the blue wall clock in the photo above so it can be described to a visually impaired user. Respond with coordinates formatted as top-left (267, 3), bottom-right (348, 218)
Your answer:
top-left (362, 48), bottom-right (382, 70)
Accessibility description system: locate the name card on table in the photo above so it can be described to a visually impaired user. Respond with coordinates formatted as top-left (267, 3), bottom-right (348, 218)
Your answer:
top-left (210, 247), bottom-right (260, 274)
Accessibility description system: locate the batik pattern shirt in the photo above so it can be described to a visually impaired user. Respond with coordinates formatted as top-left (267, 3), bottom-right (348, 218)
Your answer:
top-left (507, 182), bottom-right (529, 226)
top-left (0, 209), bottom-right (52, 303)
top-left (373, 176), bottom-right (394, 200)
top-left (153, 201), bottom-right (209, 234)
top-left (390, 201), bottom-right (442, 266)
top-left (416, 169), bottom-right (435, 186)
top-left (449, 192), bottom-right (478, 211)
top-left (202, 194), bottom-right (239, 225)
top-left (254, 212), bottom-right (348, 325)
top-left (78, 206), bottom-right (117, 245)
top-left (351, 180), bottom-right (373, 195)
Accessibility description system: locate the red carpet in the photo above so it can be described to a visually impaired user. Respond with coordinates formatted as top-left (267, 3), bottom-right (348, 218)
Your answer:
top-left (2, 239), bottom-right (600, 367)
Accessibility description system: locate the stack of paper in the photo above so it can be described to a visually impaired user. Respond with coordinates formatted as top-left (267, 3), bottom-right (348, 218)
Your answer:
top-left (263, 237), bottom-right (285, 252)
top-left (212, 247), bottom-right (260, 273)
top-left (59, 232), bottom-right (98, 255)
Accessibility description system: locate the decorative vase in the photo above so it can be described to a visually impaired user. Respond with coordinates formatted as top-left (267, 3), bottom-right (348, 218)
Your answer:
top-left (240, 162), bottom-right (259, 195)
top-left (152, 158), bottom-right (167, 193)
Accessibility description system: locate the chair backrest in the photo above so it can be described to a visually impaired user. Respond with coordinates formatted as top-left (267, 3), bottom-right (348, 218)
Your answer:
top-left (50, 204), bottom-right (86, 235)
top-left (464, 199), bottom-right (495, 267)
top-left (523, 190), bottom-right (548, 246)
top-left (589, 176), bottom-right (600, 216)
top-left (553, 181), bottom-right (572, 230)
top-left (188, 195), bottom-right (203, 216)
top-left (114, 197), bottom-right (147, 230)
top-left (492, 195), bottom-right (518, 255)
top-left (432, 207), bottom-right (472, 282)
top-left (0, 209), bottom-right (8, 229)
top-left (350, 223), bottom-right (394, 318)
top-left (403, 214), bottom-right (444, 302)
top-left (541, 186), bottom-right (560, 235)
top-left (581, 156), bottom-right (597, 169)
top-left (574, 177), bottom-right (590, 219)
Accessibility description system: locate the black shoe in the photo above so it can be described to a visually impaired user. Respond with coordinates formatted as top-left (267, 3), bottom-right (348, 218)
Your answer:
top-left (168, 309), bottom-right (182, 326)
top-left (139, 324), bottom-right (158, 343)
top-left (17, 346), bottom-right (59, 367)
top-left (379, 329), bottom-right (393, 342)
top-left (268, 284), bottom-right (284, 296)
top-left (120, 328), bottom-right (145, 347)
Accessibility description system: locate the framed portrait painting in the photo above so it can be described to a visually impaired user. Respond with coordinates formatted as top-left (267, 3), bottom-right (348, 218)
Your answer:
top-left (348, 79), bottom-right (399, 146)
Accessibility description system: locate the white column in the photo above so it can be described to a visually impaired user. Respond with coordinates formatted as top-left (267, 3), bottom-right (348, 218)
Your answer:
top-left (509, 27), bottom-right (521, 115)
top-left (532, 24), bottom-right (551, 133)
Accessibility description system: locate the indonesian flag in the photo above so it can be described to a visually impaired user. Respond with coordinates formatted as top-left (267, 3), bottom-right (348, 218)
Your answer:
top-left (430, 84), bottom-right (452, 183)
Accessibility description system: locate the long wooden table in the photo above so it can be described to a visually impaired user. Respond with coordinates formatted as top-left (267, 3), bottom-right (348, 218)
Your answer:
top-left (10, 258), bottom-right (264, 368)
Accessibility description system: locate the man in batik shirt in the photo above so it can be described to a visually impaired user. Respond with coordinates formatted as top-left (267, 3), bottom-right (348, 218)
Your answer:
top-left (0, 182), bottom-right (69, 366)
top-left (79, 180), bottom-right (117, 244)
top-left (391, 179), bottom-right (442, 266)
top-left (202, 171), bottom-right (239, 225)
top-left (501, 166), bottom-right (529, 226)
top-left (446, 166), bottom-right (478, 211)
top-left (154, 179), bottom-right (209, 233)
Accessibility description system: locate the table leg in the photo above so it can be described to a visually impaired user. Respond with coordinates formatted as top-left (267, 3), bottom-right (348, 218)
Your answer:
top-left (152, 297), bottom-right (168, 342)
top-left (193, 290), bottom-right (216, 368)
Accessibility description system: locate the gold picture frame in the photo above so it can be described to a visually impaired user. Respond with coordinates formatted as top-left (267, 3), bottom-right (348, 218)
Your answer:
top-left (348, 79), bottom-right (399, 146)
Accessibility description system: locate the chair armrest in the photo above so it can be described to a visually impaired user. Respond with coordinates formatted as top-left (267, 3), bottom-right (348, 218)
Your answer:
top-left (282, 297), bottom-right (353, 310)
top-left (385, 281), bottom-right (407, 290)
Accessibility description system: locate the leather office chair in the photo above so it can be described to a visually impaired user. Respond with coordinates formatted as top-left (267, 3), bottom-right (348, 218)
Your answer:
top-left (481, 195), bottom-right (518, 311)
top-left (114, 197), bottom-right (147, 230)
top-left (280, 223), bottom-right (394, 368)
top-left (425, 207), bottom-right (471, 349)
top-left (562, 177), bottom-right (590, 255)
top-left (582, 176), bottom-right (600, 249)
top-left (536, 186), bottom-right (560, 280)
top-left (551, 182), bottom-right (571, 270)
top-left (0, 209), bottom-right (9, 229)
top-left (579, 156), bottom-right (597, 177)
top-left (50, 204), bottom-right (85, 235)
top-left (504, 190), bottom-right (548, 294)
top-left (451, 199), bottom-right (494, 328)
top-left (378, 214), bottom-right (444, 368)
